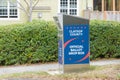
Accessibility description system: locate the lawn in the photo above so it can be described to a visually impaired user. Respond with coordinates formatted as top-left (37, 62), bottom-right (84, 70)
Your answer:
top-left (0, 64), bottom-right (120, 80)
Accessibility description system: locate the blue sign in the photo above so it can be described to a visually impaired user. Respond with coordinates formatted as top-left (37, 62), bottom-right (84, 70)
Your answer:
top-left (58, 40), bottom-right (63, 64)
top-left (63, 24), bottom-right (90, 64)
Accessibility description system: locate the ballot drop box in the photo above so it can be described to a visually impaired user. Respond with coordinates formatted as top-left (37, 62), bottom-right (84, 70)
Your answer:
top-left (54, 14), bottom-right (90, 73)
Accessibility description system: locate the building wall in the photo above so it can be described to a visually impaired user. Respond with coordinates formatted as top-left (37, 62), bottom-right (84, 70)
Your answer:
top-left (0, 0), bottom-right (28, 26)
top-left (88, 0), bottom-right (93, 10)
top-left (32, 0), bottom-right (58, 21)
top-left (32, 0), bottom-right (93, 21)
top-left (0, 10), bottom-right (27, 25)
top-left (0, 0), bottom-right (93, 25)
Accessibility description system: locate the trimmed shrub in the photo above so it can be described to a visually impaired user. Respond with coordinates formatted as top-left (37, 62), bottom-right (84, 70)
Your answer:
top-left (0, 20), bottom-right (58, 65)
top-left (0, 20), bottom-right (120, 65)
top-left (90, 20), bottom-right (120, 60)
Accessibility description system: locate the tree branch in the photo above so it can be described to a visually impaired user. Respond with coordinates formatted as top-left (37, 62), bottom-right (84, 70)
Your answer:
top-left (32, 0), bottom-right (40, 9)
top-left (24, 0), bottom-right (30, 8)
top-left (16, 0), bottom-right (26, 10)
top-left (18, 7), bottom-right (29, 16)
top-left (9, 0), bottom-right (29, 16)
top-left (16, 0), bottom-right (30, 16)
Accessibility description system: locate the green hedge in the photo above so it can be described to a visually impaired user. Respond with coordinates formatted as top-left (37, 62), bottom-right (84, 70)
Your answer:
top-left (90, 20), bottom-right (120, 60)
top-left (0, 20), bottom-right (58, 65)
top-left (0, 20), bottom-right (120, 65)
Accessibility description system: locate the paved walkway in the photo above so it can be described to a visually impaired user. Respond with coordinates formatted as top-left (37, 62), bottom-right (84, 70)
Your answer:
top-left (0, 59), bottom-right (120, 75)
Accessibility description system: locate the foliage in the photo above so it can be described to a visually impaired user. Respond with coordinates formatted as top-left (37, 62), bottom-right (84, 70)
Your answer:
top-left (0, 20), bottom-right (120, 65)
top-left (90, 20), bottom-right (120, 60)
top-left (0, 20), bottom-right (58, 65)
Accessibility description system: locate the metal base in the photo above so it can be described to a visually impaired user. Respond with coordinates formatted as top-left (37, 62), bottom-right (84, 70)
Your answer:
top-left (64, 64), bottom-right (90, 73)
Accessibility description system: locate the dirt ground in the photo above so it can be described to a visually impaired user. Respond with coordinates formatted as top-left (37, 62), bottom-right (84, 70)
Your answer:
top-left (1, 64), bottom-right (120, 80)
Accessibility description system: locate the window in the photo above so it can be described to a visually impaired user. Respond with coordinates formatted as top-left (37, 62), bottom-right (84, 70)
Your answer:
top-left (104, 0), bottom-right (113, 11)
top-left (59, 0), bottom-right (78, 15)
top-left (0, 0), bottom-right (18, 19)
top-left (93, 0), bottom-right (102, 11)
top-left (115, 0), bottom-right (120, 11)
top-left (93, 0), bottom-right (120, 11)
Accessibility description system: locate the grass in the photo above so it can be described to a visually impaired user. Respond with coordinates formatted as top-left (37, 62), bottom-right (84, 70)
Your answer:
top-left (57, 65), bottom-right (119, 79)
top-left (117, 74), bottom-right (120, 79)
top-left (0, 72), bottom-right (49, 79)
top-left (0, 64), bottom-right (120, 80)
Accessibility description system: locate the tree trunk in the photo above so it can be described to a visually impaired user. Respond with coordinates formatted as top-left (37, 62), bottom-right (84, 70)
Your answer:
top-left (29, 0), bottom-right (33, 22)
top-left (28, 14), bottom-right (32, 22)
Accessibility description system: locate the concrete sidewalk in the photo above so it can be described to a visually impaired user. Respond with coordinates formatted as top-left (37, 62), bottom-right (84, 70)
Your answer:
top-left (0, 59), bottom-right (120, 75)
